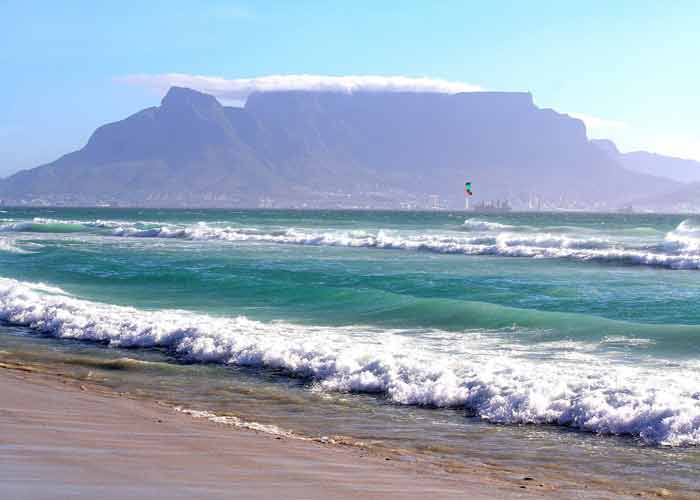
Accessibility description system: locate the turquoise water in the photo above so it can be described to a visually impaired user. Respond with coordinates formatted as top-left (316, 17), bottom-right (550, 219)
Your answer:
top-left (1, 208), bottom-right (699, 493)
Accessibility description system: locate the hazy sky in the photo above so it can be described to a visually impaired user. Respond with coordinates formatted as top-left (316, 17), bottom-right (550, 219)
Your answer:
top-left (2, 0), bottom-right (699, 177)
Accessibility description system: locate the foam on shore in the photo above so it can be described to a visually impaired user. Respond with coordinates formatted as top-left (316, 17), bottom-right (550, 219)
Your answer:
top-left (1, 277), bottom-right (699, 446)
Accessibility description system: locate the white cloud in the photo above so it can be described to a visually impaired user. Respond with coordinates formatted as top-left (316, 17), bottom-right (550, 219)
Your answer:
top-left (119, 73), bottom-right (484, 103)
top-left (568, 112), bottom-right (628, 131)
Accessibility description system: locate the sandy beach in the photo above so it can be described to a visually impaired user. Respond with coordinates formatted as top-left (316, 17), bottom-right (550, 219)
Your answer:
top-left (0, 365), bottom-right (648, 500)
top-left (0, 367), bottom-right (537, 500)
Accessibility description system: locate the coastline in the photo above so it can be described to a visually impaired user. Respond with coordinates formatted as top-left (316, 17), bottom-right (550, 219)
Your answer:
top-left (0, 362), bottom-right (679, 499)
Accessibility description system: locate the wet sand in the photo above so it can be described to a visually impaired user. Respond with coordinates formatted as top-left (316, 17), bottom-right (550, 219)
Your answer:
top-left (0, 367), bottom-right (649, 499)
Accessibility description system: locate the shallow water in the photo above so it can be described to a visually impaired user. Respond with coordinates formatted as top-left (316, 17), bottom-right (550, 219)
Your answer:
top-left (1, 208), bottom-right (699, 494)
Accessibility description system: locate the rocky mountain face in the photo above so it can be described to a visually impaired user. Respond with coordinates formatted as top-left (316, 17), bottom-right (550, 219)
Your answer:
top-left (0, 87), bottom-right (680, 208)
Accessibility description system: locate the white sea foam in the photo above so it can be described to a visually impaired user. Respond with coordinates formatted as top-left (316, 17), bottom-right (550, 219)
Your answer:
top-left (174, 407), bottom-right (298, 438)
top-left (1, 277), bottom-right (699, 446)
top-left (663, 219), bottom-right (700, 254)
top-left (0, 221), bottom-right (34, 232)
top-left (5, 217), bottom-right (700, 269)
top-left (0, 238), bottom-right (30, 254)
top-left (109, 222), bottom-right (700, 269)
top-left (599, 336), bottom-right (656, 348)
top-left (462, 219), bottom-right (514, 231)
top-left (23, 281), bottom-right (69, 295)
top-left (31, 217), bottom-right (133, 229)
top-left (1, 217), bottom-right (151, 232)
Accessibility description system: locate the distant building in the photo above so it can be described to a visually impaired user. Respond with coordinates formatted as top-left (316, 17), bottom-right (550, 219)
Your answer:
top-left (528, 194), bottom-right (542, 211)
top-left (472, 199), bottom-right (512, 212)
top-left (258, 197), bottom-right (274, 208)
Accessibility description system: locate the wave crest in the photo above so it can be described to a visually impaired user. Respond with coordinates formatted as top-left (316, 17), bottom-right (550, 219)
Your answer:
top-left (5, 217), bottom-right (700, 269)
top-left (0, 238), bottom-right (30, 254)
top-left (462, 219), bottom-right (514, 231)
top-left (1, 277), bottom-right (699, 446)
top-left (663, 219), bottom-right (700, 254)
top-left (110, 222), bottom-right (700, 269)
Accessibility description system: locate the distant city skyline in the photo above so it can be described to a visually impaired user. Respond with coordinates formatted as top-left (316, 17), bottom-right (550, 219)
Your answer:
top-left (2, 0), bottom-right (699, 176)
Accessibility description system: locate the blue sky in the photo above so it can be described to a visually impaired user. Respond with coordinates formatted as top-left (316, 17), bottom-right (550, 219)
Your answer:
top-left (1, 0), bottom-right (699, 176)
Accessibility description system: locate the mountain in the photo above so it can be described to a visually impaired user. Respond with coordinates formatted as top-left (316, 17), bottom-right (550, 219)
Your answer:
top-left (0, 87), bottom-right (681, 208)
top-left (620, 152), bottom-right (700, 184)
top-left (592, 139), bottom-right (700, 184)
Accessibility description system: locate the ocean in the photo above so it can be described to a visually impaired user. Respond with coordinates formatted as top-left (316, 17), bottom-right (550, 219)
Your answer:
top-left (1, 208), bottom-right (699, 494)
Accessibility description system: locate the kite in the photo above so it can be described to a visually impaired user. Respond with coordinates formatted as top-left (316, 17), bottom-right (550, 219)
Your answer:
top-left (465, 182), bottom-right (473, 196)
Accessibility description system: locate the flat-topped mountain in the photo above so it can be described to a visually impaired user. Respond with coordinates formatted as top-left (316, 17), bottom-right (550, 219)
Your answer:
top-left (0, 87), bottom-right (680, 208)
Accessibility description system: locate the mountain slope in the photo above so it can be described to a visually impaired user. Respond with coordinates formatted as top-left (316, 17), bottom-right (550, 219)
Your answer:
top-left (592, 139), bottom-right (700, 184)
top-left (621, 151), bottom-right (700, 184)
top-left (0, 87), bottom-right (680, 208)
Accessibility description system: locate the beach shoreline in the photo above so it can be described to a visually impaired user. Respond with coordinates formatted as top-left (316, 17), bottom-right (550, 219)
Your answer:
top-left (0, 362), bottom-right (679, 499)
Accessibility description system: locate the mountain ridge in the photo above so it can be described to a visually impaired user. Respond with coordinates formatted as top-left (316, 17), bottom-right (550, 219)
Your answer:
top-left (0, 87), bottom-right (681, 209)
top-left (592, 139), bottom-right (700, 185)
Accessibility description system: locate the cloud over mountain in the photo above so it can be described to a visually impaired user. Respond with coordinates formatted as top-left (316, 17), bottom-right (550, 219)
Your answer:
top-left (567, 112), bottom-right (628, 131)
top-left (120, 73), bottom-right (484, 102)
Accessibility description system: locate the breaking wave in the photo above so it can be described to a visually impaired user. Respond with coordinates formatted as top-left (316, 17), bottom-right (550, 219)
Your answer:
top-left (663, 219), bottom-right (700, 254)
top-left (0, 238), bottom-right (29, 254)
top-left (110, 221), bottom-right (700, 269)
top-left (0, 217), bottom-right (149, 233)
top-left (5, 217), bottom-right (700, 269)
top-left (1, 277), bottom-right (699, 446)
top-left (462, 218), bottom-right (515, 231)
